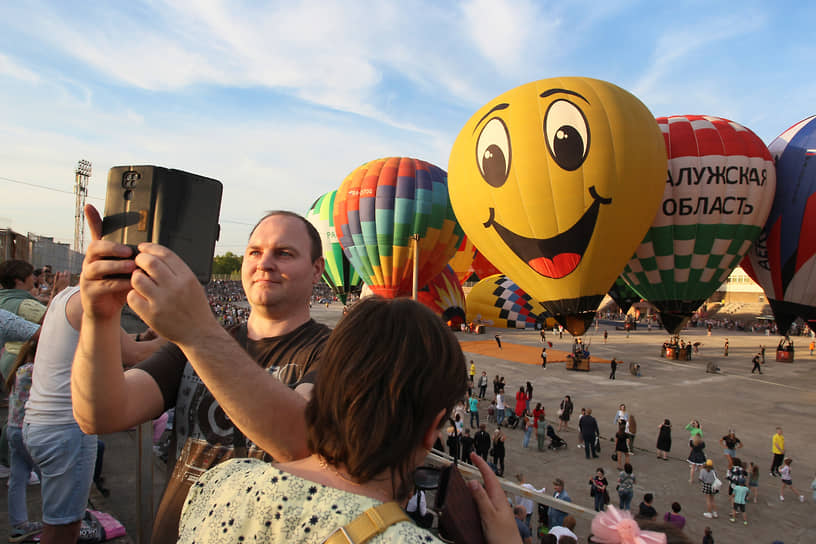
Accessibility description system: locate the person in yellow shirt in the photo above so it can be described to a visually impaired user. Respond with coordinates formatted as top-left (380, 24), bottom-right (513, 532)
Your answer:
top-left (469, 360), bottom-right (476, 382)
top-left (770, 427), bottom-right (785, 477)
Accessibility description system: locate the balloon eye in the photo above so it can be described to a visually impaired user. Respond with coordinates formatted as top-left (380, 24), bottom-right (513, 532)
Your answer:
top-left (476, 118), bottom-right (511, 187)
top-left (544, 99), bottom-right (590, 171)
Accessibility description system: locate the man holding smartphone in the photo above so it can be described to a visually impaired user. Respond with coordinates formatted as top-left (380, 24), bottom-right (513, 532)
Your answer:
top-left (72, 205), bottom-right (330, 544)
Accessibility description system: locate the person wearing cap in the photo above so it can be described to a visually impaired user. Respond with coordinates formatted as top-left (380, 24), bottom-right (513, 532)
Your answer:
top-left (547, 478), bottom-right (572, 528)
top-left (700, 459), bottom-right (720, 519)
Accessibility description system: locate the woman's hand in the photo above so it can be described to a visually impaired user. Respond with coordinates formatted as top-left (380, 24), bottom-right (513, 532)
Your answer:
top-left (468, 453), bottom-right (522, 544)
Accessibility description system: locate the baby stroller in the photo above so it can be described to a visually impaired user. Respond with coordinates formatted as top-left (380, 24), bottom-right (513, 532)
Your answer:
top-left (546, 425), bottom-right (567, 450)
top-left (505, 412), bottom-right (520, 429)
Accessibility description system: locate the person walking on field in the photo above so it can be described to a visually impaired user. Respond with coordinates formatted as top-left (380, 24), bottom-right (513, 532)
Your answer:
top-left (751, 352), bottom-right (763, 374)
top-left (603, 329), bottom-right (608, 344)
top-left (477, 371), bottom-right (488, 399)
top-left (614, 422), bottom-right (630, 470)
top-left (656, 419), bottom-right (671, 461)
top-left (770, 427), bottom-right (785, 477)
top-left (557, 395), bottom-right (573, 432)
top-left (609, 357), bottom-right (617, 380)
top-left (579, 408), bottom-right (599, 459)
top-left (700, 459), bottom-right (720, 519)
top-left (779, 458), bottom-right (805, 502)
top-left (494, 334), bottom-right (502, 350)
top-left (540, 347), bottom-right (547, 368)
top-left (688, 434), bottom-right (707, 483)
top-left (495, 388), bottom-right (506, 427)
top-left (474, 424), bottom-right (491, 461)
top-left (468, 391), bottom-right (479, 429)
top-left (723, 338), bottom-right (729, 356)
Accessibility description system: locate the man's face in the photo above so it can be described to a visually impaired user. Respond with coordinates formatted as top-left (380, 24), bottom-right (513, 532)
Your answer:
top-left (241, 215), bottom-right (323, 313)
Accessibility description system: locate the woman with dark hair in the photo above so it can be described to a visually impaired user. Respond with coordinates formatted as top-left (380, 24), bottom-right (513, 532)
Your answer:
top-left (524, 381), bottom-right (533, 412)
top-left (557, 395), bottom-right (573, 432)
top-left (178, 297), bottom-right (521, 543)
top-left (616, 463), bottom-right (636, 511)
top-left (515, 386), bottom-right (528, 418)
top-left (614, 421), bottom-right (630, 470)
top-left (656, 419), bottom-right (672, 460)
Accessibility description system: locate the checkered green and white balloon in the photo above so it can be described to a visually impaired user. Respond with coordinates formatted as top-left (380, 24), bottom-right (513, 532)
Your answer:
top-left (621, 116), bottom-right (776, 334)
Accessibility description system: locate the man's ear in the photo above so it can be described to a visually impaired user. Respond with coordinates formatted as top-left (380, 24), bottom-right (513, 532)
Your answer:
top-left (312, 256), bottom-right (325, 284)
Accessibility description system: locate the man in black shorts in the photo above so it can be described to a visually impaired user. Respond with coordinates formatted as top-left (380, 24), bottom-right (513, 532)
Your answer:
top-left (72, 206), bottom-right (330, 544)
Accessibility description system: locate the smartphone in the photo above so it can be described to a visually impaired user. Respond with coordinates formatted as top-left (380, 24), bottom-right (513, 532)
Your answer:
top-left (434, 462), bottom-right (486, 544)
top-left (100, 165), bottom-right (223, 284)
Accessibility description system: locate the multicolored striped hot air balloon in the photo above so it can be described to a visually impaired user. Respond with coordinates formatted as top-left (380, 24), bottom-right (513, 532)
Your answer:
top-left (622, 115), bottom-right (776, 334)
top-left (334, 157), bottom-right (464, 298)
top-left (417, 265), bottom-right (466, 327)
top-left (306, 190), bottom-right (361, 304)
top-left (466, 274), bottom-right (555, 329)
top-left (742, 116), bottom-right (816, 334)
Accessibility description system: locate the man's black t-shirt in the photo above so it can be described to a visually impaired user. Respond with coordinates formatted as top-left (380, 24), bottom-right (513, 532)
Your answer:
top-left (135, 318), bottom-right (331, 544)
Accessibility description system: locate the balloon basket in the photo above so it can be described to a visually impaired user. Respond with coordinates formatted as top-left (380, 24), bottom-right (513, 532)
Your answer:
top-left (776, 349), bottom-right (794, 363)
top-left (566, 354), bottom-right (590, 371)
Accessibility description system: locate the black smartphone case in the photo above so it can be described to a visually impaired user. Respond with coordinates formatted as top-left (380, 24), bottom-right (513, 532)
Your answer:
top-left (101, 165), bottom-right (223, 284)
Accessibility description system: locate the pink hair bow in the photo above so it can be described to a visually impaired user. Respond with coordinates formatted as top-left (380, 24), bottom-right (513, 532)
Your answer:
top-left (591, 506), bottom-right (667, 544)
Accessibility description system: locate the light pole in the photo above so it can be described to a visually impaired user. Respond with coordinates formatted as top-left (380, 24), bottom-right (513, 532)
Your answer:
top-left (73, 159), bottom-right (92, 253)
top-left (410, 234), bottom-right (420, 300)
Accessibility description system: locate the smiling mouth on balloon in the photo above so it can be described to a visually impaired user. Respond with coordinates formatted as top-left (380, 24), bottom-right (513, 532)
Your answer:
top-left (483, 186), bottom-right (612, 279)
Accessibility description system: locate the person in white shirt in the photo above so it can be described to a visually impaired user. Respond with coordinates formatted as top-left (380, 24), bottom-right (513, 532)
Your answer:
top-left (514, 473), bottom-right (545, 528)
top-left (496, 389), bottom-right (506, 426)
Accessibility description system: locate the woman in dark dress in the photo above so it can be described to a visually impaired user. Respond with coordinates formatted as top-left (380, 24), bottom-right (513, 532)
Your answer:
top-left (656, 418), bottom-right (672, 460)
top-left (614, 421), bottom-right (630, 470)
top-left (492, 428), bottom-right (506, 476)
top-left (557, 395), bottom-right (573, 432)
top-left (687, 434), bottom-right (707, 483)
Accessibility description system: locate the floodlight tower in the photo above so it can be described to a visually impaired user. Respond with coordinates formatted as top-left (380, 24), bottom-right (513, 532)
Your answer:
top-left (74, 159), bottom-right (92, 252)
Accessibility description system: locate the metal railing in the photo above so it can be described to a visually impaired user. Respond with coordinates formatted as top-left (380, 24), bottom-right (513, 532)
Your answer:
top-left (425, 450), bottom-right (596, 521)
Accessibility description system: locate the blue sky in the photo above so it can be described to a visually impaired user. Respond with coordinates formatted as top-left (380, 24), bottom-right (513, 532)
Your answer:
top-left (1, 0), bottom-right (813, 255)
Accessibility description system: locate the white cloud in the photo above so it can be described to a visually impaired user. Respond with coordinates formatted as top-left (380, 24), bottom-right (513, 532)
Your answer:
top-left (461, 0), bottom-right (560, 78)
top-left (0, 53), bottom-right (40, 83)
top-left (633, 11), bottom-right (766, 107)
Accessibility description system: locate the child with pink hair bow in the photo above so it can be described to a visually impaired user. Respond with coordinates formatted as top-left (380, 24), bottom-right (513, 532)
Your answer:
top-left (590, 506), bottom-right (667, 544)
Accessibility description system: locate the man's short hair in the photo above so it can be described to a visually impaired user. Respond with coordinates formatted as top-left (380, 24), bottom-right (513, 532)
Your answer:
top-left (513, 505), bottom-right (526, 517)
top-left (249, 211), bottom-right (322, 262)
top-left (0, 260), bottom-right (34, 289)
top-left (553, 478), bottom-right (564, 487)
top-left (644, 493), bottom-right (654, 503)
top-left (562, 515), bottom-right (577, 530)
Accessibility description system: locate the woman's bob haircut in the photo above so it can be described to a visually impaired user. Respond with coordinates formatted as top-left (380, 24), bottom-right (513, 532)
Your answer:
top-left (305, 296), bottom-right (467, 499)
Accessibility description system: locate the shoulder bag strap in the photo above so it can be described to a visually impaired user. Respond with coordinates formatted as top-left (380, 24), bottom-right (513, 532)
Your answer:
top-left (323, 502), bottom-right (411, 544)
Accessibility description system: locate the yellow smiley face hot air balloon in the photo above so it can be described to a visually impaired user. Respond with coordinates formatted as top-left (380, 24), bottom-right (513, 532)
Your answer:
top-left (448, 77), bottom-right (667, 335)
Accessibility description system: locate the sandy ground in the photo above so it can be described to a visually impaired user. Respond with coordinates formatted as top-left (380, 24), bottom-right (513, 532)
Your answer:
top-left (3, 303), bottom-right (814, 543)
